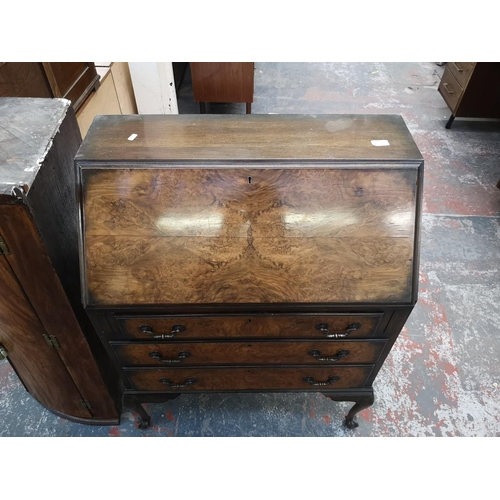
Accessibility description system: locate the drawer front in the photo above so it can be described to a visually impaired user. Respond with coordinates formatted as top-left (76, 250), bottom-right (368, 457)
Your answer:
top-left (439, 68), bottom-right (463, 112)
top-left (124, 366), bottom-right (373, 391)
top-left (447, 62), bottom-right (475, 89)
top-left (114, 313), bottom-right (384, 340)
top-left (112, 340), bottom-right (386, 366)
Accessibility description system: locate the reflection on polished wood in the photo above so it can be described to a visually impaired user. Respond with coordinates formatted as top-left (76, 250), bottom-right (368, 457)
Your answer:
top-left (125, 366), bottom-right (373, 391)
top-left (76, 114), bottom-right (423, 162)
top-left (83, 168), bottom-right (417, 306)
top-left (112, 340), bottom-right (386, 366)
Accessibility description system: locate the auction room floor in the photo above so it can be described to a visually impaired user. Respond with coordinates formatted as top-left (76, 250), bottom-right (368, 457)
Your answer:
top-left (1, 62), bottom-right (499, 436)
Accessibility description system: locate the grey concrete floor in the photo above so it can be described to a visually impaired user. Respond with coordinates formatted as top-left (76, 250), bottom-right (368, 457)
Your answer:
top-left (1, 62), bottom-right (500, 436)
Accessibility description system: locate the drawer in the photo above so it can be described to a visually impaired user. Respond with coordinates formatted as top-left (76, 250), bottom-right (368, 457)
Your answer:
top-left (447, 62), bottom-right (475, 89)
top-left (438, 68), bottom-right (463, 112)
top-left (124, 365), bottom-right (374, 391)
top-left (112, 340), bottom-right (386, 366)
top-left (113, 313), bottom-right (384, 340)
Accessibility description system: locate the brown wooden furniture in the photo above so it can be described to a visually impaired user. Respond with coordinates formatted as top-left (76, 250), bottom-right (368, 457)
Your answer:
top-left (0, 97), bottom-right (119, 424)
top-left (190, 62), bottom-right (254, 114)
top-left (0, 62), bottom-right (100, 112)
top-left (76, 114), bottom-right (423, 429)
top-left (438, 62), bottom-right (500, 128)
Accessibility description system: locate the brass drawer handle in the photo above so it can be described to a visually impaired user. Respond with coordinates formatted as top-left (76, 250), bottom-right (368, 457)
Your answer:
top-left (452, 62), bottom-right (463, 73)
top-left (315, 322), bottom-right (361, 338)
top-left (303, 376), bottom-right (340, 387)
top-left (308, 349), bottom-right (350, 362)
top-left (149, 351), bottom-right (191, 364)
top-left (443, 83), bottom-right (454, 95)
top-left (139, 324), bottom-right (186, 339)
top-left (159, 377), bottom-right (196, 389)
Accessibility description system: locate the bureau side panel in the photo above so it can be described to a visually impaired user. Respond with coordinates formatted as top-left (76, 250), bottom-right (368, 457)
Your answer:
top-left (81, 166), bottom-right (418, 307)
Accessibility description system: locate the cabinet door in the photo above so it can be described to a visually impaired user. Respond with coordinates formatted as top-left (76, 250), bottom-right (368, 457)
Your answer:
top-left (0, 204), bottom-right (118, 421)
top-left (0, 255), bottom-right (91, 419)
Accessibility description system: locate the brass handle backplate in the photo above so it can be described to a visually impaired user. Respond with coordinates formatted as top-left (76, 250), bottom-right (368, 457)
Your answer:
top-left (159, 377), bottom-right (196, 389)
top-left (308, 349), bottom-right (350, 362)
top-left (315, 322), bottom-right (361, 338)
top-left (149, 351), bottom-right (190, 364)
top-left (139, 324), bottom-right (186, 340)
top-left (303, 376), bottom-right (340, 387)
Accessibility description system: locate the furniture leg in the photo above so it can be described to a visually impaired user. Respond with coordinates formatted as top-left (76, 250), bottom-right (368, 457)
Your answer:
top-left (123, 394), bottom-right (182, 429)
top-left (322, 389), bottom-right (375, 429)
top-left (200, 102), bottom-right (206, 114)
top-left (123, 395), bottom-right (151, 429)
top-left (445, 114), bottom-right (455, 129)
top-left (246, 102), bottom-right (252, 114)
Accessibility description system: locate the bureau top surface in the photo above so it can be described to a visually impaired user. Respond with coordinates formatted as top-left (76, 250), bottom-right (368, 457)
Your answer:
top-left (0, 97), bottom-right (70, 196)
top-left (76, 114), bottom-right (422, 163)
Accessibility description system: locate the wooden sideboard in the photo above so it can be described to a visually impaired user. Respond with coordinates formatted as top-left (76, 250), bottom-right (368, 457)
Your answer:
top-left (76, 114), bottom-right (423, 429)
top-left (0, 98), bottom-right (118, 424)
top-left (438, 62), bottom-right (500, 128)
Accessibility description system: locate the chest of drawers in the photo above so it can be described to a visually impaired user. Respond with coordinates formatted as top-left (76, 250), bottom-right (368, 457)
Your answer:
top-left (76, 114), bottom-right (423, 429)
top-left (438, 62), bottom-right (500, 128)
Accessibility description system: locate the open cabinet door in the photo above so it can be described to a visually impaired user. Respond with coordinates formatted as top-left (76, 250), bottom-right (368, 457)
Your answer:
top-left (0, 254), bottom-right (91, 419)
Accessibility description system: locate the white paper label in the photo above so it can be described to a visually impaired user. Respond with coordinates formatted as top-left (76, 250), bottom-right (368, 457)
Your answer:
top-left (128, 134), bottom-right (138, 141)
top-left (371, 139), bottom-right (390, 146)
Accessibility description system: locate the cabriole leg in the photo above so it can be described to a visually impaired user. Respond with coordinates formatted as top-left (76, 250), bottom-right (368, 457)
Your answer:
top-left (344, 392), bottom-right (375, 429)
top-left (322, 389), bottom-right (375, 430)
top-left (123, 396), bottom-right (151, 429)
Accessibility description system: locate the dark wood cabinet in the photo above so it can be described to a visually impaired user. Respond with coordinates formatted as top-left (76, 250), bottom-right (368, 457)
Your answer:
top-left (0, 98), bottom-right (118, 424)
top-left (0, 62), bottom-right (99, 112)
top-left (190, 62), bottom-right (254, 114)
top-left (76, 114), bottom-right (423, 429)
top-left (438, 62), bottom-right (500, 128)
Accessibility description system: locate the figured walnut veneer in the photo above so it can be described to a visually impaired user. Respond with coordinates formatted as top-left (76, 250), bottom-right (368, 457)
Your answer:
top-left (82, 167), bottom-right (417, 306)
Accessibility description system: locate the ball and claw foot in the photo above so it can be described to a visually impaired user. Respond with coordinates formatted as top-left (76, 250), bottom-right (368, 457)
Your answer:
top-left (343, 416), bottom-right (359, 430)
top-left (138, 416), bottom-right (151, 429)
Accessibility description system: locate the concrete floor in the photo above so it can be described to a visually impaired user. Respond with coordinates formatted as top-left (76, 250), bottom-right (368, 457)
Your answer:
top-left (1, 62), bottom-right (500, 436)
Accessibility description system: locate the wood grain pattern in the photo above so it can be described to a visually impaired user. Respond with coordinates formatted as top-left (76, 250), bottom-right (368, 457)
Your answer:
top-left (112, 340), bottom-right (386, 366)
top-left (82, 168), bottom-right (416, 306)
top-left (0, 256), bottom-right (90, 418)
top-left (190, 62), bottom-right (254, 103)
top-left (0, 204), bottom-right (118, 419)
top-left (0, 62), bottom-right (52, 98)
top-left (75, 114), bottom-right (423, 162)
top-left (115, 314), bottom-right (383, 340)
top-left (125, 366), bottom-right (373, 391)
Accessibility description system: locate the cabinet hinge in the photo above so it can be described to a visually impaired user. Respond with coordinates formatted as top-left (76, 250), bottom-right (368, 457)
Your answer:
top-left (43, 334), bottom-right (60, 349)
top-left (79, 399), bottom-right (92, 410)
top-left (0, 235), bottom-right (10, 255)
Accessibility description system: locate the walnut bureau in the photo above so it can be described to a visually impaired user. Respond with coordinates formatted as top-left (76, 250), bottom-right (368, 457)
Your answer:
top-left (76, 114), bottom-right (423, 429)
